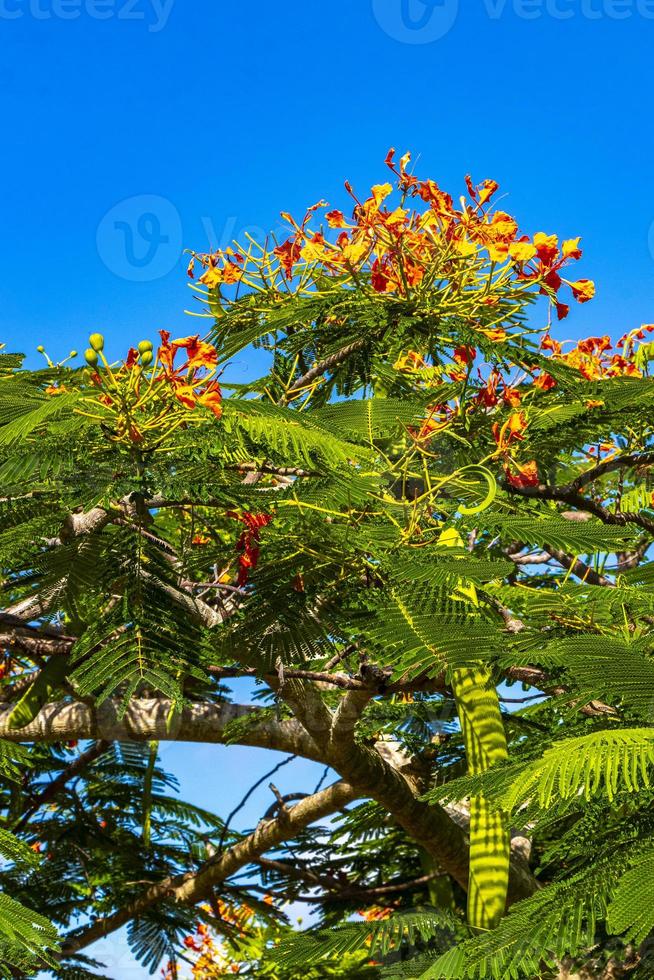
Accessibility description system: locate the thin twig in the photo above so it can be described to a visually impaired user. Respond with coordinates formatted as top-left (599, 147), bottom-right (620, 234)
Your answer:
top-left (215, 754), bottom-right (297, 855)
top-left (14, 740), bottom-right (110, 833)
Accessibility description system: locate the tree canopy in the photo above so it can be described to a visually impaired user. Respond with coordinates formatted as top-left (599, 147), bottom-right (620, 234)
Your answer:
top-left (2, 152), bottom-right (654, 978)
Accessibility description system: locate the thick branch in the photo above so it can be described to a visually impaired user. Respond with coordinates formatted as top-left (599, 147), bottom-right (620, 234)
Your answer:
top-left (276, 678), bottom-right (536, 905)
top-left (330, 688), bottom-right (374, 741)
top-left (506, 666), bottom-right (616, 717)
top-left (61, 780), bottom-right (356, 956)
top-left (252, 856), bottom-right (443, 902)
top-left (0, 700), bottom-right (323, 760)
top-left (2, 584), bottom-right (67, 624)
top-left (0, 615), bottom-right (69, 639)
top-left (545, 547), bottom-right (613, 588)
top-left (506, 544), bottom-right (613, 588)
top-left (230, 462), bottom-right (320, 478)
top-left (0, 632), bottom-right (74, 657)
top-left (568, 452), bottom-right (654, 492)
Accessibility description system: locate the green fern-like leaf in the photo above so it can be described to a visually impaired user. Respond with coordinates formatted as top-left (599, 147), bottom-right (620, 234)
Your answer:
top-left (606, 845), bottom-right (654, 944)
top-left (501, 728), bottom-right (654, 810)
top-left (273, 909), bottom-right (458, 969)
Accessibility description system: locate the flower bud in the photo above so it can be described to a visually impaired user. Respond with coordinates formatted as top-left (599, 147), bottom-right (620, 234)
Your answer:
top-left (89, 333), bottom-right (105, 352)
top-left (84, 349), bottom-right (99, 367)
top-left (137, 340), bottom-right (154, 354)
top-left (140, 350), bottom-right (154, 367)
top-left (36, 345), bottom-right (45, 353)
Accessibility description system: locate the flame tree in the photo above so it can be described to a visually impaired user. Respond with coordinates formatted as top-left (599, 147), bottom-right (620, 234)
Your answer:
top-left (1, 154), bottom-right (654, 978)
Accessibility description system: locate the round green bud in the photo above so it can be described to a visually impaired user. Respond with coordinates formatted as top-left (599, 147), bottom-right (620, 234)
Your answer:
top-left (36, 345), bottom-right (45, 353)
top-left (84, 349), bottom-right (99, 367)
top-left (140, 350), bottom-right (154, 367)
top-left (137, 340), bottom-right (154, 354)
top-left (70, 350), bottom-right (78, 358)
top-left (89, 333), bottom-right (105, 352)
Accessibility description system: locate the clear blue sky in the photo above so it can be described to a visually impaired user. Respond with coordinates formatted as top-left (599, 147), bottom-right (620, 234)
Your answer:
top-left (10, 0), bottom-right (654, 974)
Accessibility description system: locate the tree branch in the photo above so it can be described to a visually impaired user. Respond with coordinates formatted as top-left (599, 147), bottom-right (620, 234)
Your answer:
top-left (252, 856), bottom-right (444, 902)
top-left (568, 452), bottom-right (654, 493)
top-left (230, 462), bottom-right (320, 479)
top-left (545, 547), bottom-right (613, 588)
top-left (275, 678), bottom-right (536, 905)
top-left (0, 632), bottom-right (74, 657)
top-left (282, 338), bottom-right (367, 401)
top-left (506, 480), bottom-right (654, 536)
top-left (13, 740), bottom-right (110, 833)
top-left (0, 699), bottom-right (323, 760)
top-left (506, 544), bottom-right (614, 588)
top-left (506, 666), bottom-right (616, 717)
top-left (61, 780), bottom-right (357, 957)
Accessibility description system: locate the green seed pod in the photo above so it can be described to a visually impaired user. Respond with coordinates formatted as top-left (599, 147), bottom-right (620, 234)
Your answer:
top-left (140, 350), bottom-right (154, 367)
top-left (84, 348), bottom-right (99, 367)
top-left (89, 333), bottom-right (105, 352)
top-left (138, 340), bottom-right (154, 354)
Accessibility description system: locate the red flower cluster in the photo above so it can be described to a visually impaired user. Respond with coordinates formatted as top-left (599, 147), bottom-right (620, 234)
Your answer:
top-left (189, 248), bottom-right (245, 290)
top-left (227, 512), bottom-right (273, 585)
top-left (188, 151), bottom-right (593, 323)
top-left (491, 412), bottom-right (540, 489)
top-left (158, 331), bottom-right (223, 418)
top-left (540, 328), bottom-right (652, 380)
top-left (79, 332), bottom-right (223, 448)
top-left (171, 901), bottom-right (255, 977)
top-left (509, 233), bottom-right (593, 321)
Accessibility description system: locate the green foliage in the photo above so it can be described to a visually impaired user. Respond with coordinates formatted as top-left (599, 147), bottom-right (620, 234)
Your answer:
top-left (0, 892), bottom-right (59, 976)
top-left (7, 163), bottom-right (654, 980)
top-left (502, 729), bottom-right (654, 809)
top-left (0, 750), bottom-right (60, 974)
top-left (271, 909), bottom-right (459, 970)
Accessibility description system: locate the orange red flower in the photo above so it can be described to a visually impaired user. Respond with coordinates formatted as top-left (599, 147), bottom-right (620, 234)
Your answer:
top-left (394, 350), bottom-right (428, 372)
top-left (569, 279), bottom-right (595, 303)
top-left (227, 512), bottom-right (273, 585)
top-left (158, 331), bottom-right (223, 419)
top-left (448, 345), bottom-right (477, 381)
top-left (189, 151), bottom-right (593, 324)
top-left (358, 906), bottom-right (393, 922)
top-left (77, 331), bottom-right (224, 451)
top-left (492, 411), bottom-right (528, 452)
top-left (534, 371), bottom-right (556, 391)
top-left (504, 459), bottom-right (539, 489)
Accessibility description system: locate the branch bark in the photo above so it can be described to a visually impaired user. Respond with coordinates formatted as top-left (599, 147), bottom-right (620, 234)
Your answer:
top-left (0, 699), bottom-right (323, 760)
top-left (506, 479), bottom-right (654, 537)
top-left (282, 338), bottom-right (367, 402)
top-left (61, 780), bottom-right (356, 957)
top-left (275, 678), bottom-right (536, 905)
top-left (252, 855), bottom-right (444, 902)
